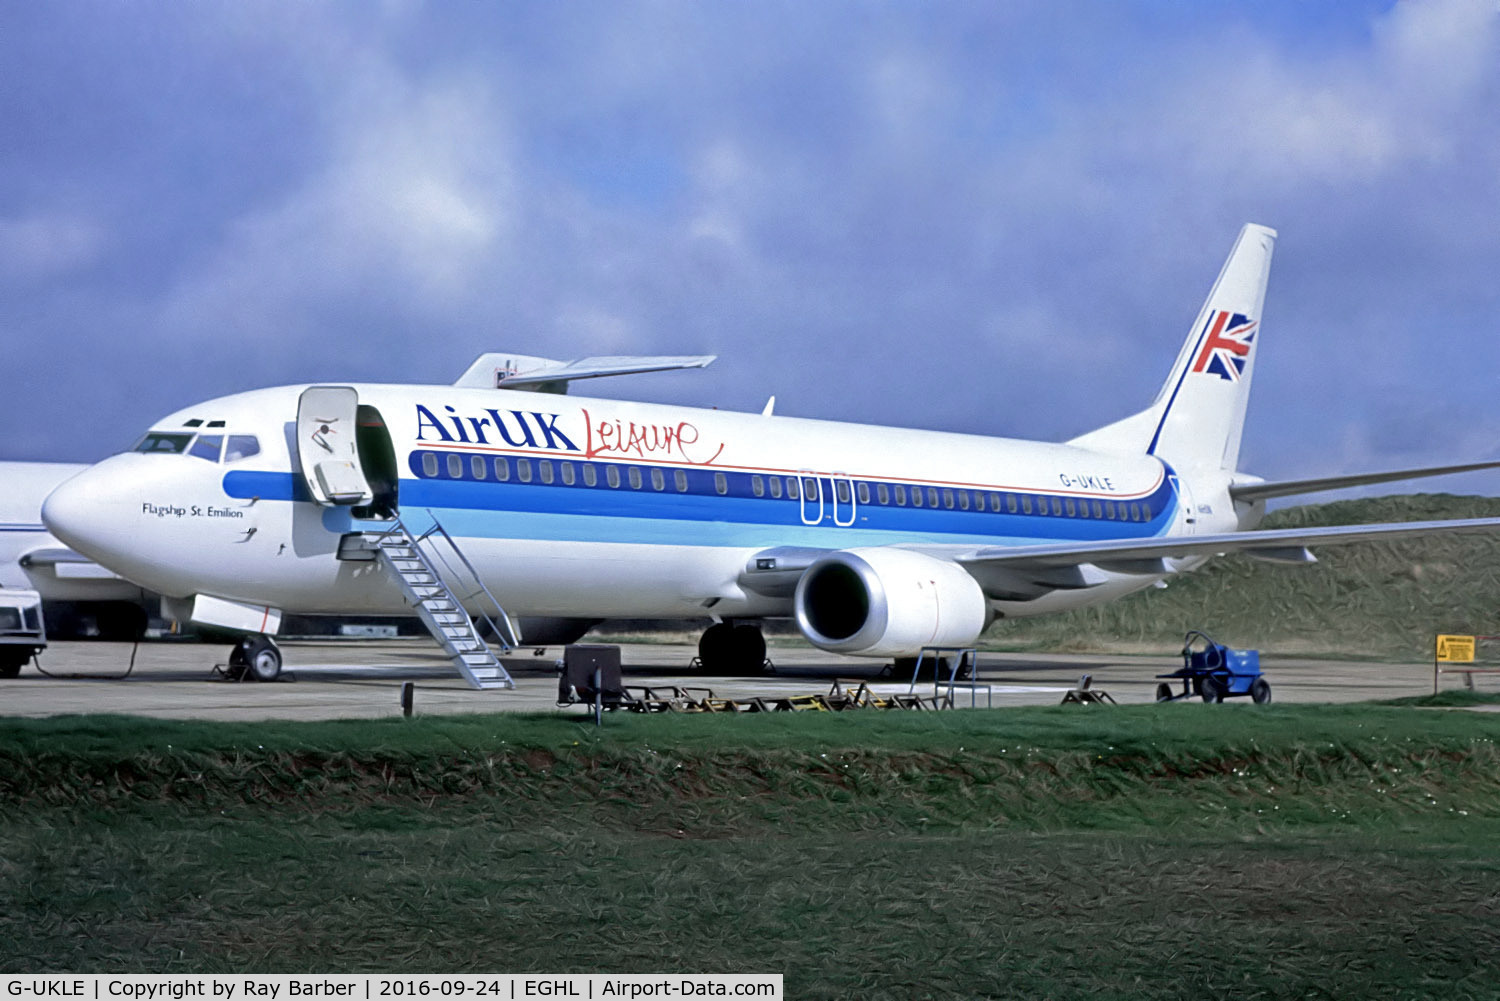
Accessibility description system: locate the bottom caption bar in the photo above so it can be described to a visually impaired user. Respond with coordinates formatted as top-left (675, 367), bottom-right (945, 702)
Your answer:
top-left (2, 977), bottom-right (782, 1001)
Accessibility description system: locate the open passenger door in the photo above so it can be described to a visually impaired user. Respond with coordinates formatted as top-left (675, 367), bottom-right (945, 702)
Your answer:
top-left (296, 386), bottom-right (373, 506)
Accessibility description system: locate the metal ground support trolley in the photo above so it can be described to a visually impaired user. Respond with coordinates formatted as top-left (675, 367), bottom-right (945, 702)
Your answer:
top-left (1155, 630), bottom-right (1271, 704)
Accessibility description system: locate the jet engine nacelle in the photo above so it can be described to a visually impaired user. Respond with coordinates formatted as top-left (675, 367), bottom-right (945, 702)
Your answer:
top-left (793, 548), bottom-right (989, 657)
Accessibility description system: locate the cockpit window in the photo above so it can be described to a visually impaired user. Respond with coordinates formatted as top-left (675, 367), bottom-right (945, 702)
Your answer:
top-left (224, 435), bottom-right (260, 462)
top-left (134, 432), bottom-right (195, 454)
top-left (189, 435), bottom-right (223, 462)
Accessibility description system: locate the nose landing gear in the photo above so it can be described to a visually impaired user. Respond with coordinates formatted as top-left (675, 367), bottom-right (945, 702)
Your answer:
top-left (226, 634), bottom-right (283, 682)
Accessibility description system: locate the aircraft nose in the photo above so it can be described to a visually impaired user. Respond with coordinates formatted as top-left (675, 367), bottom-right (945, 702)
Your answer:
top-left (42, 462), bottom-right (126, 564)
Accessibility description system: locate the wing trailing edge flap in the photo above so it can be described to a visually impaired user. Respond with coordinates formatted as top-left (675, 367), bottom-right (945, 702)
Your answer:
top-left (1230, 460), bottom-right (1500, 503)
top-left (957, 517), bottom-right (1500, 573)
top-left (455, 353), bottom-right (716, 393)
top-left (962, 562), bottom-right (1115, 602)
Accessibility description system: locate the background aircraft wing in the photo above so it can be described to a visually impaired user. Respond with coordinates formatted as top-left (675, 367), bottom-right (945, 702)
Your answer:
top-left (19, 546), bottom-right (125, 580)
top-left (17, 547), bottom-right (135, 598)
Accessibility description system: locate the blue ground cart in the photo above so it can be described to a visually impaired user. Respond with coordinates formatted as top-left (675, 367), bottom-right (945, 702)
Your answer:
top-left (1156, 631), bottom-right (1272, 704)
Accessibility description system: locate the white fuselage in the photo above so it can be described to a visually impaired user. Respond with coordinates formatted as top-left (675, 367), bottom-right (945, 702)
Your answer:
top-left (40, 382), bottom-right (1252, 640)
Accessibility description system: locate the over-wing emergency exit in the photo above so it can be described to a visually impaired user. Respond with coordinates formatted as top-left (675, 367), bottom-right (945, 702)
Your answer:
top-left (38, 225), bottom-right (1500, 685)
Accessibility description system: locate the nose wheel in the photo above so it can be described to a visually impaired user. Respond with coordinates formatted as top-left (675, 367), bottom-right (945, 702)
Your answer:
top-left (227, 635), bottom-right (283, 682)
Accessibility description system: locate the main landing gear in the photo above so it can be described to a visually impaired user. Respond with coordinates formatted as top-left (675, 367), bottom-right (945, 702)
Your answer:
top-left (697, 622), bottom-right (768, 675)
top-left (226, 634), bottom-right (283, 682)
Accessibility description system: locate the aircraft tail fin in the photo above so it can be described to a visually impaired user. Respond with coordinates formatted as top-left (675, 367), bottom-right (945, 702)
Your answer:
top-left (1069, 223), bottom-right (1276, 471)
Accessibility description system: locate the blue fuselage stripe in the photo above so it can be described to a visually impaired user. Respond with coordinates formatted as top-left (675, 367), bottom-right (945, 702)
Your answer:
top-left (223, 462), bottom-right (1179, 548)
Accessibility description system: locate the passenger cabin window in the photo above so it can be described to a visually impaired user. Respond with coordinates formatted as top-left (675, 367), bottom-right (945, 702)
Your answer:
top-left (224, 435), bottom-right (260, 462)
top-left (787, 478), bottom-right (799, 500)
top-left (943, 489), bottom-right (955, 510)
top-left (714, 472), bottom-right (728, 495)
top-left (650, 468), bottom-right (665, 491)
top-left (189, 435), bottom-right (223, 462)
top-left (447, 454), bottom-right (463, 478)
top-left (471, 456), bottom-right (487, 479)
top-left (422, 453), bottom-right (439, 477)
top-left (751, 475), bottom-right (765, 497)
top-left (769, 476), bottom-right (782, 499)
top-left (517, 458), bottom-right (532, 483)
top-left (539, 460), bottom-right (555, 485)
top-left (877, 483), bottom-right (889, 505)
top-left (628, 467), bottom-right (642, 489)
top-left (911, 487), bottom-right (923, 508)
top-left (894, 485), bottom-right (906, 506)
top-left (134, 432), bottom-right (195, 455)
top-left (606, 465), bottom-right (621, 488)
top-left (494, 457), bottom-right (510, 481)
top-left (561, 462), bottom-right (576, 486)
top-left (836, 481), bottom-right (851, 504)
top-left (674, 469), bottom-right (688, 492)
top-left (582, 463), bottom-right (598, 487)
top-left (857, 483), bottom-right (870, 504)
top-left (927, 488), bottom-right (939, 508)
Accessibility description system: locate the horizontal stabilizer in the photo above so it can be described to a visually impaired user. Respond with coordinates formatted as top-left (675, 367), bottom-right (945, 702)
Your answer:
top-left (455, 353), bottom-right (715, 393)
top-left (1230, 460), bottom-right (1500, 503)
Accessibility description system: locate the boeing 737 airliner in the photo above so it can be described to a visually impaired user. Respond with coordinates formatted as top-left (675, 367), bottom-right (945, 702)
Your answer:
top-left (37, 225), bottom-right (1500, 685)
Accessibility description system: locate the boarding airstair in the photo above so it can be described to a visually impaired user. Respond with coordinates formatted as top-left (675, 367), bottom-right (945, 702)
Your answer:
top-left (366, 517), bottom-right (518, 690)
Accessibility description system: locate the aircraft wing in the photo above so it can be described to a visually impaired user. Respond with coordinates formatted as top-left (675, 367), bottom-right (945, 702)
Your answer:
top-left (1230, 461), bottom-right (1500, 502)
top-left (740, 517), bottom-right (1500, 601)
top-left (958, 517), bottom-right (1500, 571)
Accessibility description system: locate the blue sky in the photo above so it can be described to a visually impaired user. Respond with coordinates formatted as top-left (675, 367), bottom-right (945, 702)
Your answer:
top-left (3, 0), bottom-right (1499, 496)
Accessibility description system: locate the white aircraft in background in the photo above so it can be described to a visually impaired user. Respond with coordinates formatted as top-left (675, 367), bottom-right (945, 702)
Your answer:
top-left (37, 224), bottom-right (1500, 686)
top-left (1, 461), bottom-right (153, 639)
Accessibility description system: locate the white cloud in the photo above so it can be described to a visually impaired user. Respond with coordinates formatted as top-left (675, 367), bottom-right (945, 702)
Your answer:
top-left (158, 50), bottom-right (514, 350)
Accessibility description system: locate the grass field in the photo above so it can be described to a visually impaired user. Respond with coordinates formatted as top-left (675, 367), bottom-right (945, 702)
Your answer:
top-left (4, 702), bottom-right (1500, 997)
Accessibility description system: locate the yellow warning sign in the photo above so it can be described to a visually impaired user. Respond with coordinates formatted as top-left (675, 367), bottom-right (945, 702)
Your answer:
top-left (1436, 635), bottom-right (1476, 663)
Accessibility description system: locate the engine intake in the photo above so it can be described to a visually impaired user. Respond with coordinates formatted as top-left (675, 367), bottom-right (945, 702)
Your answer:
top-left (794, 548), bottom-right (989, 657)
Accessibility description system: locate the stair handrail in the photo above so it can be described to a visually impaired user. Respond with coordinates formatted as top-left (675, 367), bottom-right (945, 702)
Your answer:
top-left (413, 511), bottom-right (521, 651)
